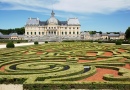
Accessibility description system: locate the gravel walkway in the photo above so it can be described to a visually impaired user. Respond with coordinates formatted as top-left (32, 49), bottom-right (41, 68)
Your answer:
top-left (0, 84), bottom-right (23, 90)
top-left (0, 42), bottom-right (44, 49)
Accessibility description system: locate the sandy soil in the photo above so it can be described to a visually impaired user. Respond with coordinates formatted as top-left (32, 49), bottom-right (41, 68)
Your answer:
top-left (0, 84), bottom-right (23, 90)
top-left (78, 60), bottom-right (90, 63)
top-left (118, 49), bottom-right (125, 52)
top-left (123, 64), bottom-right (130, 69)
top-left (79, 68), bottom-right (119, 82)
top-left (45, 49), bottom-right (54, 52)
top-left (0, 65), bottom-right (6, 72)
top-left (87, 52), bottom-right (97, 56)
top-left (37, 52), bottom-right (43, 55)
top-left (103, 52), bottom-right (113, 56)
top-left (97, 58), bottom-right (105, 60)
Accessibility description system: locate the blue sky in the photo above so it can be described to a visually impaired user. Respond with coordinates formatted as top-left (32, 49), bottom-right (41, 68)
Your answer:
top-left (0, 0), bottom-right (130, 32)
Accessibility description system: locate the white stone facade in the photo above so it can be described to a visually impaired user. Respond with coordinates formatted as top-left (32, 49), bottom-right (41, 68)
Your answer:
top-left (25, 11), bottom-right (81, 41)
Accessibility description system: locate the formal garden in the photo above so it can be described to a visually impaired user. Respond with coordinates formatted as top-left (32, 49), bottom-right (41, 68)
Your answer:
top-left (0, 42), bottom-right (130, 89)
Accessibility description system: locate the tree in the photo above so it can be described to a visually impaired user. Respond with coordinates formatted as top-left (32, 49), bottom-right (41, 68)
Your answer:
top-left (125, 27), bottom-right (130, 39)
top-left (89, 31), bottom-right (96, 35)
top-left (99, 31), bottom-right (102, 34)
top-left (0, 27), bottom-right (25, 35)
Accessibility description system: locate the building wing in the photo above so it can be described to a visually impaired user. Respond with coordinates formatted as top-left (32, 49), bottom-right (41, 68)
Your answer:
top-left (67, 18), bottom-right (80, 25)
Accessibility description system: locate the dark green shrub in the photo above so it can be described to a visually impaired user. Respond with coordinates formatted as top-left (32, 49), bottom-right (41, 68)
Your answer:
top-left (6, 42), bottom-right (15, 48)
top-left (90, 40), bottom-right (93, 43)
top-left (98, 41), bottom-right (102, 43)
top-left (17, 41), bottom-right (20, 43)
top-left (34, 41), bottom-right (38, 45)
top-left (115, 40), bottom-right (122, 45)
top-left (45, 41), bottom-right (48, 43)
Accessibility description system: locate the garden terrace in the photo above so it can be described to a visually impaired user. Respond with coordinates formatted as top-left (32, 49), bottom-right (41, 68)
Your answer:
top-left (0, 42), bottom-right (130, 89)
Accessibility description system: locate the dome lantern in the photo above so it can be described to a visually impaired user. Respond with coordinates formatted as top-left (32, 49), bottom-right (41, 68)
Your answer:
top-left (47, 10), bottom-right (59, 25)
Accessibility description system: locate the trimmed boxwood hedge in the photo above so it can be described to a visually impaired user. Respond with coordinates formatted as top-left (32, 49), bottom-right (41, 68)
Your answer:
top-left (34, 41), bottom-right (38, 45)
top-left (6, 42), bottom-right (15, 48)
top-left (115, 40), bottom-right (122, 45)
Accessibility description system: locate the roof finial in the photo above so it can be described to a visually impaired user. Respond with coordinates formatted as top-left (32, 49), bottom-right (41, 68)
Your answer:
top-left (51, 10), bottom-right (55, 17)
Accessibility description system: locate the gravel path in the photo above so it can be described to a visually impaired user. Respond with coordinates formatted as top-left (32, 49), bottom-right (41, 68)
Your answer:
top-left (0, 84), bottom-right (23, 90)
top-left (0, 42), bottom-right (44, 49)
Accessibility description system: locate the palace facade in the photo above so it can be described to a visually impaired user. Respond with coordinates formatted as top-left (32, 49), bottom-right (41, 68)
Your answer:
top-left (24, 11), bottom-right (81, 41)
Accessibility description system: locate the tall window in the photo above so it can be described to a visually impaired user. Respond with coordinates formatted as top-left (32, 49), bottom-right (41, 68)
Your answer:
top-left (35, 32), bottom-right (36, 35)
top-left (31, 32), bottom-right (32, 35)
top-left (42, 32), bottom-right (44, 35)
top-left (39, 32), bottom-right (40, 35)
top-left (62, 32), bottom-right (64, 35)
top-left (77, 32), bottom-right (79, 34)
top-left (69, 32), bottom-right (71, 34)
top-left (27, 32), bottom-right (29, 35)
top-left (65, 32), bottom-right (67, 35)
top-left (77, 27), bottom-right (79, 29)
top-left (73, 32), bottom-right (75, 34)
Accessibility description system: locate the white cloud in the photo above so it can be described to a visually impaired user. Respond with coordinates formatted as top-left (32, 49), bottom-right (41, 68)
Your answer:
top-left (0, 0), bottom-right (130, 14)
top-left (53, 0), bottom-right (130, 14)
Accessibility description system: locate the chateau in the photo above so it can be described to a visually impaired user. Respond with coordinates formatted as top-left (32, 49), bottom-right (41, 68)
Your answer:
top-left (0, 11), bottom-right (126, 41)
top-left (24, 11), bottom-right (81, 41)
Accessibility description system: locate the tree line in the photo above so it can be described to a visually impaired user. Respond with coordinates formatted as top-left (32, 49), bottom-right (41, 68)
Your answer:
top-left (0, 27), bottom-right (25, 35)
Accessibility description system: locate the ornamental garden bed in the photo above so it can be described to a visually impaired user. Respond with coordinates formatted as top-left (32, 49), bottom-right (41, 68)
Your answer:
top-left (0, 42), bottom-right (130, 89)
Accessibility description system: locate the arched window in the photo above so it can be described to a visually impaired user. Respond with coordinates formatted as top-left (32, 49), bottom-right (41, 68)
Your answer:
top-left (39, 32), bottom-right (40, 35)
top-left (35, 32), bottom-right (36, 35)
top-left (27, 32), bottom-right (29, 35)
top-left (31, 32), bottom-right (32, 35)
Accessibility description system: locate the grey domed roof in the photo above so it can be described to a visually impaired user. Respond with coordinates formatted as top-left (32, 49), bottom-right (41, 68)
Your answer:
top-left (47, 10), bottom-right (59, 25)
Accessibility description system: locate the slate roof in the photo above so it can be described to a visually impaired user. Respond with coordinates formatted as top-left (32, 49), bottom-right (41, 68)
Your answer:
top-left (0, 32), bottom-right (3, 35)
top-left (39, 21), bottom-right (46, 26)
top-left (67, 18), bottom-right (80, 25)
top-left (119, 32), bottom-right (125, 35)
top-left (26, 11), bottom-right (81, 26)
top-left (9, 33), bottom-right (18, 36)
top-left (26, 18), bottom-right (39, 25)
top-left (0, 35), bottom-right (11, 38)
top-left (60, 21), bottom-right (67, 25)
top-left (108, 33), bottom-right (120, 37)
top-left (102, 33), bottom-right (108, 36)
